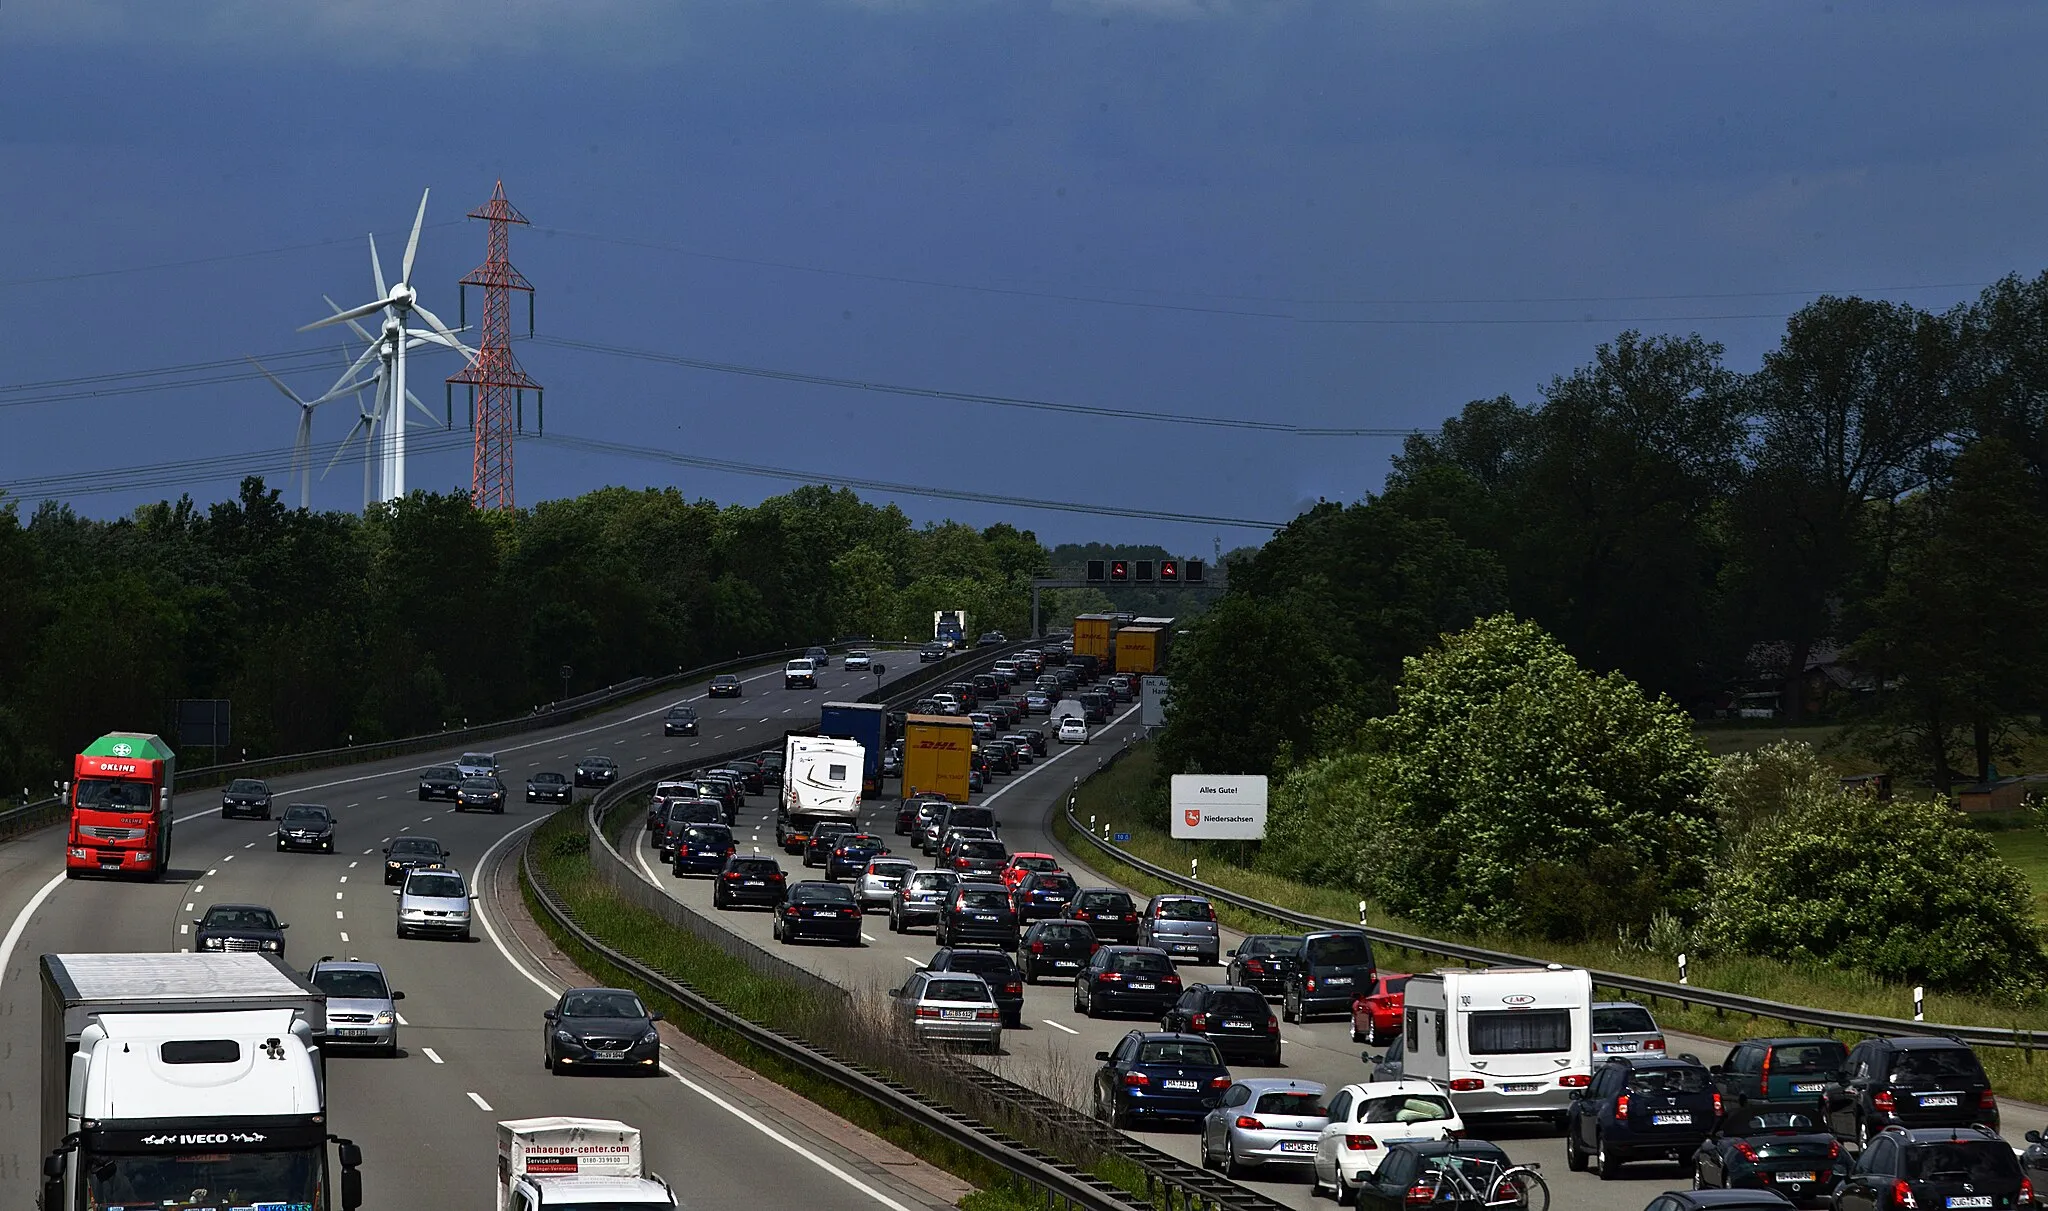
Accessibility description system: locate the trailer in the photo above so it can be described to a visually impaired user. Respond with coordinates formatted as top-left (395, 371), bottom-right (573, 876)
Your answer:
top-left (497, 1117), bottom-right (677, 1209)
top-left (1393, 965), bottom-right (1594, 1123)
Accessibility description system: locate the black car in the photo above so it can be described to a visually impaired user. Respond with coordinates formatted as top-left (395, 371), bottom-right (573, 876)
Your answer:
top-left (1075, 945), bottom-right (1183, 1018)
top-left (1011, 871), bottom-right (1080, 923)
top-left (724, 759), bottom-right (766, 796)
top-left (898, 793), bottom-right (948, 836)
top-left (656, 800), bottom-right (725, 862)
top-left (454, 776), bottom-right (507, 814)
top-left (220, 778), bottom-right (274, 819)
top-left (1014, 728), bottom-right (1048, 756)
top-left (977, 632), bottom-right (1007, 647)
top-left (805, 645), bottom-right (831, 668)
top-left (382, 836), bottom-right (450, 884)
top-left (670, 822), bottom-right (737, 876)
top-left (758, 751), bottom-right (785, 786)
top-left (417, 766), bottom-right (463, 801)
top-left (712, 855), bottom-right (787, 909)
top-left (1566, 1055), bottom-right (1721, 1179)
top-left (1836, 1126), bottom-right (2027, 1211)
top-left (275, 804), bottom-right (336, 852)
top-left (948, 838), bottom-right (1011, 881)
top-left (981, 739), bottom-right (1017, 774)
top-left (1354, 1141), bottom-right (1520, 1211)
top-left (927, 947), bottom-right (1026, 1027)
top-left (803, 821), bottom-right (857, 866)
top-left (919, 642), bottom-right (948, 663)
top-left (525, 771), bottom-right (572, 804)
top-left (937, 882), bottom-right (1020, 950)
top-left (1824, 1036), bottom-right (1998, 1144)
top-left (697, 774), bottom-right (744, 823)
top-left (998, 734), bottom-right (1035, 765)
top-left (194, 903), bottom-right (289, 957)
top-left (773, 881), bottom-right (864, 946)
top-left (543, 986), bottom-right (662, 1075)
top-left (1070, 888), bottom-right (1141, 944)
top-left (1710, 1037), bottom-right (1848, 1128)
top-left (1092, 1031), bottom-right (1230, 1129)
top-left (1691, 1113), bottom-right (1848, 1207)
top-left (708, 674), bottom-right (744, 698)
top-left (1282, 929), bottom-right (1377, 1023)
top-left (1226, 934), bottom-right (1306, 998)
top-left (1021, 919), bottom-right (1097, 983)
top-left (573, 755), bottom-right (619, 787)
top-left (1637, 1193), bottom-right (1798, 1211)
top-left (1162, 983), bottom-right (1281, 1066)
top-left (663, 705), bottom-right (699, 736)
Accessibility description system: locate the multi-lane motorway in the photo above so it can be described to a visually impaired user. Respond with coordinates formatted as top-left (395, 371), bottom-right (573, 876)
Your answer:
top-left (0, 654), bottom-right (957, 1211)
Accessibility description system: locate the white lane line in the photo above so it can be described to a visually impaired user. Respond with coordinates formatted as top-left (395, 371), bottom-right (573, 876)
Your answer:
top-left (467, 1091), bottom-right (493, 1111)
top-left (422, 815), bottom-right (435, 821)
top-left (862, 932), bottom-right (875, 943)
top-left (340, 931), bottom-right (350, 942)
top-left (206, 868), bottom-right (218, 876)
top-left (185, 902), bottom-right (195, 911)
top-left (347, 802), bottom-right (360, 808)
top-left (423, 1047), bottom-right (445, 1064)
top-left (636, 755), bottom-right (650, 762)
top-left (396, 1012), bottom-right (409, 1026)
top-left (336, 911), bottom-right (345, 919)
top-left (339, 875), bottom-right (349, 883)
top-left (363, 848), bottom-right (375, 855)
top-left (194, 885), bottom-right (205, 894)
top-left (179, 924), bottom-right (188, 934)
top-left (1042, 1019), bottom-right (1080, 1035)
top-left (336, 892), bottom-right (345, 900)
top-left (0, 871), bottom-right (67, 995)
top-left (903, 956), bottom-right (925, 966)
top-left (377, 794), bottom-right (389, 800)
top-left (979, 703), bottom-right (1141, 808)
top-left (348, 861), bottom-right (358, 869)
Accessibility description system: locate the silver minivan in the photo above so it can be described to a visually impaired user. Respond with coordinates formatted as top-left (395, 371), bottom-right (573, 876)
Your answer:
top-left (1139, 894), bottom-right (1221, 965)
top-left (394, 867), bottom-right (475, 941)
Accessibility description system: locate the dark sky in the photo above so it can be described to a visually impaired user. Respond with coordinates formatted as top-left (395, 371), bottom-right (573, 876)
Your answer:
top-left (3, 1), bottom-right (2045, 551)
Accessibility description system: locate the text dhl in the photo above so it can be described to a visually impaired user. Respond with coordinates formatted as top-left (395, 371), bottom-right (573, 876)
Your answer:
top-left (912, 739), bottom-right (964, 751)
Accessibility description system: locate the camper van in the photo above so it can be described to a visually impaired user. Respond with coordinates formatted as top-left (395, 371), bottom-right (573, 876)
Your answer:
top-left (1372, 965), bottom-right (1593, 1123)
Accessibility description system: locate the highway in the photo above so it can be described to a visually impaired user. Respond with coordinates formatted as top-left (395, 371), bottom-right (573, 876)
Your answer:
top-left (0, 652), bottom-right (959, 1211)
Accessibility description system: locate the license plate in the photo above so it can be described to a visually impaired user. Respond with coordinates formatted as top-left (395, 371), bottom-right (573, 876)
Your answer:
top-left (1947, 1199), bottom-right (1993, 1209)
top-left (1324, 977), bottom-right (1352, 986)
top-left (810, 910), bottom-right (837, 917)
top-left (593, 1050), bottom-right (626, 1060)
top-left (1052, 960), bottom-right (1077, 968)
top-left (743, 879), bottom-right (764, 886)
top-left (336, 1029), bottom-right (367, 1038)
top-left (1651, 1113), bottom-right (1693, 1126)
top-left (1792, 1082), bottom-right (1824, 1093)
top-left (1163, 1079), bottom-right (1198, 1091)
top-left (1778, 1172), bottom-right (1816, 1184)
top-left (1279, 1141), bottom-right (1317, 1153)
top-left (975, 914), bottom-right (998, 921)
top-left (1499, 1082), bottom-right (1541, 1093)
top-left (1604, 1042), bottom-right (1639, 1052)
top-left (1173, 943), bottom-right (1199, 951)
top-left (1919, 1094), bottom-right (1960, 1107)
top-left (1224, 1020), bottom-right (1253, 1029)
top-left (942, 1009), bottom-right (975, 1020)
top-left (1129, 982), bottom-right (1156, 990)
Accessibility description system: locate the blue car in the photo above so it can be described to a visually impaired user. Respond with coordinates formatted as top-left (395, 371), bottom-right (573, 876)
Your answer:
top-left (1567, 1055), bottom-right (1721, 1178)
top-left (1093, 1031), bottom-right (1232, 1128)
top-left (826, 833), bottom-right (893, 880)
top-left (1011, 871), bottom-right (1080, 923)
top-left (671, 823), bottom-right (736, 876)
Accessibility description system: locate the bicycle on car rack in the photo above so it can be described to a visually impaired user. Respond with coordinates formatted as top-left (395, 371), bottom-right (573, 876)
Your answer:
top-left (1410, 1155), bottom-right (1549, 1211)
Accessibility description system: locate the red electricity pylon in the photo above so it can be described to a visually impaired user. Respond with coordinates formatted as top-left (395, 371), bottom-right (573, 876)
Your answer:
top-left (448, 181), bottom-right (539, 511)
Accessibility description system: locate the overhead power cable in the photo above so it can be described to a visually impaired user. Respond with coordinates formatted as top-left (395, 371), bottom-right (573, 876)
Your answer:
top-left (0, 220), bottom-right (464, 291)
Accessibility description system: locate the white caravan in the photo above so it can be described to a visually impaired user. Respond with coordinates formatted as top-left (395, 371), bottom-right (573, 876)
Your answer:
top-left (780, 735), bottom-right (864, 827)
top-left (1391, 965), bottom-right (1593, 1122)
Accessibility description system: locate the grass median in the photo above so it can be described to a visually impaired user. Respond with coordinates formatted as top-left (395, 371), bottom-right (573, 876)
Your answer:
top-left (521, 803), bottom-right (1161, 1210)
top-left (1055, 745), bottom-right (2048, 1107)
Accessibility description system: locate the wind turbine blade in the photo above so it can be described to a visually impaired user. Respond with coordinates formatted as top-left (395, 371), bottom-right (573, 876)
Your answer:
top-left (410, 303), bottom-right (474, 358)
top-left (296, 409), bottom-right (314, 508)
top-left (407, 389), bottom-right (438, 427)
top-left (323, 415), bottom-right (370, 477)
top-left (300, 297), bottom-right (387, 333)
top-left (247, 356), bottom-right (309, 405)
top-left (308, 377), bottom-right (377, 406)
top-left (370, 233), bottom-right (387, 299)
top-left (325, 294), bottom-right (376, 343)
top-left (401, 189), bottom-right (429, 285)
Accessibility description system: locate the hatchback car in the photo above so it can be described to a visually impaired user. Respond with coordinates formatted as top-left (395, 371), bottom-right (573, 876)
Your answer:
top-left (1593, 999), bottom-right (1668, 1058)
top-left (1140, 894), bottom-right (1222, 966)
top-left (573, 755), bottom-right (619, 786)
top-left (1012, 871), bottom-right (1081, 924)
top-left (1058, 717), bottom-right (1090, 745)
top-left (1566, 1055), bottom-right (1722, 1179)
top-left (382, 835), bottom-right (450, 884)
top-left (525, 771), bottom-right (572, 804)
top-left (656, 801), bottom-right (725, 862)
top-left (722, 760), bottom-right (767, 795)
top-left (948, 838), bottom-right (1012, 881)
top-left (418, 765), bottom-right (464, 800)
top-left (663, 705), bottom-right (699, 736)
top-left (1070, 888), bottom-right (1141, 944)
top-left (1227, 934), bottom-right (1305, 997)
top-left (194, 903), bottom-right (288, 956)
top-left (1021, 919), bottom-right (1098, 983)
top-left (1710, 1038), bottom-right (1849, 1126)
top-left (1094, 1031), bottom-right (1232, 1129)
top-left (1824, 1036), bottom-right (1998, 1144)
top-left (1282, 929), bottom-right (1377, 1022)
top-left (220, 778), bottom-right (274, 819)
top-left (925, 947), bottom-right (1026, 1027)
top-left (774, 881), bottom-right (864, 945)
top-left (646, 780), bottom-right (703, 831)
top-left (803, 821), bottom-right (858, 867)
top-left (543, 986), bottom-right (662, 1075)
top-left (454, 776), bottom-right (507, 814)
top-left (1076, 945), bottom-right (1183, 1018)
top-left (1350, 972), bottom-right (1412, 1046)
top-left (394, 867), bottom-right (474, 941)
top-left (891, 970), bottom-right (1002, 1052)
top-left (889, 868), bottom-right (961, 933)
top-left (899, 793), bottom-right (949, 837)
top-left (1164, 983), bottom-right (1283, 1066)
top-left (275, 804), bottom-right (336, 852)
top-left (1351, 1140), bottom-right (1523, 1211)
top-left (307, 958), bottom-right (404, 1057)
top-left (454, 751), bottom-right (499, 779)
top-left (711, 855), bottom-right (787, 909)
top-left (1313, 1080), bottom-right (1465, 1197)
top-left (670, 823), bottom-right (737, 875)
top-left (708, 673), bottom-right (744, 698)
top-left (1691, 1113), bottom-right (1848, 1207)
top-left (856, 858), bottom-right (920, 911)
top-left (1203, 1079), bottom-right (1329, 1180)
top-left (937, 883), bottom-right (1021, 949)
top-left (1001, 852), bottom-right (1062, 890)
top-left (825, 833), bottom-right (892, 881)
top-left (1834, 1126), bottom-right (2029, 1211)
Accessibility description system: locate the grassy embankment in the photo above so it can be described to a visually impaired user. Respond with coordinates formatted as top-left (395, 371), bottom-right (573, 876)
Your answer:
top-left (521, 804), bottom-right (1155, 1211)
top-left (1054, 745), bottom-right (2048, 1107)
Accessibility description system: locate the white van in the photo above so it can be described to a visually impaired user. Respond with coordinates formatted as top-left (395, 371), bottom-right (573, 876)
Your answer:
top-left (1051, 698), bottom-right (1087, 724)
top-left (1385, 965), bottom-right (1592, 1122)
top-left (784, 659), bottom-right (818, 689)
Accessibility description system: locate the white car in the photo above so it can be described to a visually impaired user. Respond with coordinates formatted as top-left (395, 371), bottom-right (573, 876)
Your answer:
top-left (1057, 716), bottom-right (1089, 745)
top-left (1311, 1080), bottom-right (1464, 1199)
top-left (455, 751), bottom-right (499, 779)
top-left (784, 658), bottom-right (818, 689)
top-left (844, 651), bottom-right (873, 671)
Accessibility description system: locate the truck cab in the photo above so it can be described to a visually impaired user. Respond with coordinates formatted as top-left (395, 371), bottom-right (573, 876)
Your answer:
top-left (66, 732), bottom-right (176, 880)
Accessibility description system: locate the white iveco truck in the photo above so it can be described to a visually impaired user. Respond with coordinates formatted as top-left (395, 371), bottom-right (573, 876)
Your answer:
top-left (39, 951), bottom-right (363, 1211)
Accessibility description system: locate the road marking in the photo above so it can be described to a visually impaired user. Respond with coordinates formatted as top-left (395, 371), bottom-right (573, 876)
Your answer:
top-left (179, 923), bottom-right (188, 934)
top-left (185, 902), bottom-right (195, 911)
top-left (194, 885), bottom-right (205, 894)
top-left (423, 1047), bottom-right (445, 1064)
top-left (336, 892), bottom-right (345, 900)
top-left (980, 703), bottom-right (1141, 808)
top-left (1042, 1019), bottom-right (1079, 1035)
top-left (903, 956), bottom-right (925, 966)
top-left (340, 931), bottom-right (350, 942)
top-left (422, 814), bottom-right (435, 821)
top-left (336, 911), bottom-right (345, 919)
top-left (206, 868), bottom-right (217, 876)
top-left (340, 875), bottom-right (349, 882)
top-left (636, 755), bottom-right (650, 762)
top-left (0, 871), bottom-right (68, 994)
top-left (347, 802), bottom-right (360, 808)
top-left (862, 932), bottom-right (875, 942)
top-left (467, 1091), bottom-right (493, 1111)
top-left (378, 794), bottom-right (388, 800)
top-left (363, 848), bottom-right (375, 854)
top-left (396, 1012), bottom-right (409, 1026)
top-left (348, 861), bottom-right (358, 869)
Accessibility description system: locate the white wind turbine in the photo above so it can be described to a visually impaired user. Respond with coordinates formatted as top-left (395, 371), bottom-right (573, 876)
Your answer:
top-left (300, 190), bottom-right (471, 503)
top-left (246, 356), bottom-right (373, 509)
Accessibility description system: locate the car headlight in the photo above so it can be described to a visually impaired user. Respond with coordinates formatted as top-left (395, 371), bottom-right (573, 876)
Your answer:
top-left (261, 940), bottom-right (280, 951)
top-left (201, 937), bottom-right (224, 949)
top-left (375, 1011), bottom-right (396, 1026)
top-left (640, 1028), bottom-right (659, 1044)
top-left (555, 1029), bottom-right (577, 1043)
top-left (387, 860), bottom-right (402, 869)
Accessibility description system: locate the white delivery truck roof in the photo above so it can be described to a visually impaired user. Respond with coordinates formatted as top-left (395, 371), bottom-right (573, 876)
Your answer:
top-left (83, 1009), bottom-right (321, 1121)
top-left (499, 1118), bottom-right (675, 1207)
top-left (44, 952), bottom-right (327, 1037)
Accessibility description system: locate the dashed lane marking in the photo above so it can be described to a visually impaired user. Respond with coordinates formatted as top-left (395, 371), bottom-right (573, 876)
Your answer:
top-left (1042, 1019), bottom-right (1079, 1035)
top-left (467, 1091), bottom-right (494, 1111)
top-left (423, 1047), bottom-right (445, 1064)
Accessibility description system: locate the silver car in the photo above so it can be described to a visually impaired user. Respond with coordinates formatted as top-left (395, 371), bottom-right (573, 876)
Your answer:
top-left (889, 869), bottom-right (960, 932)
top-left (891, 970), bottom-right (1002, 1052)
top-left (455, 751), bottom-right (499, 779)
top-left (1591, 999), bottom-right (1667, 1058)
top-left (393, 867), bottom-right (475, 941)
top-left (857, 858), bottom-right (920, 911)
top-left (307, 958), bottom-right (403, 1057)
top-left (1201, 1079), bottom-right (1329, 1178)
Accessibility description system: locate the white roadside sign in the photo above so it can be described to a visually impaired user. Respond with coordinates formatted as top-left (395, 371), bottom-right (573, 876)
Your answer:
top-left (1140, 675), bottom-right (1172, 727)
top-left (1169, 774), bottom-right (1269, 840)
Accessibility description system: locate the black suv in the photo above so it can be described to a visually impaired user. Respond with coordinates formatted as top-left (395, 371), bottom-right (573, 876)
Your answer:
top-left (1835, 1126), bottom-right (2027, 1211)
top-left (417, 766), bottom-right (462, 801)
top-left (926, 947), bottom-right (1026, 1026)
top-left (1710, 1037), bottom-right (1848, 1127)
top-left (1282, 930), bottom-right (1376, 1023)
top-left (1020, 919), bottom-right (1097, 983)
top-left (1161, 983), bottom-right (1281, 1066)
top-left (1825, 1036), bottom-right (1997, 1145)
top-left (1566, 1055), bottom-right (1721, 1179)
top-left (1070, 888), bottom-right (1140, 944)
top-left (663, 705), bottom-right (699, 736)
top-left (936, 882), bottom-right (1020, 950)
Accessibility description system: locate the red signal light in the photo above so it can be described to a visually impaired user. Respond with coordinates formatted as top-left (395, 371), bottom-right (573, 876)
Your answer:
top-left (1110, 560), bottom-right (1129, 581)
top-left (1159, 559), bottom-right (1178, 582)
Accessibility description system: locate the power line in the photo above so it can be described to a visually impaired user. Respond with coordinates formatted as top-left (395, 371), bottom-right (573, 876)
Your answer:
top-left (0, 220), bottom-right (465, 291)
top-left (1, 431), bottom-right (477, 501)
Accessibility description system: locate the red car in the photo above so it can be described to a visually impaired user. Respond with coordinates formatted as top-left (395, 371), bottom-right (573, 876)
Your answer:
top-left (999, 852), bottom-right (1062, 890)
top-left (1349, 972), bottom-right (1412, 1046)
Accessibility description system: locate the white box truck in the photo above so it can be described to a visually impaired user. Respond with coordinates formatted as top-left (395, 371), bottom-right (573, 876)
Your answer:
top-left (1390, 965), bottom-right (1593, 1123)
top-left (39, 951), bottom-right (362, 1211)
top-left (498, 1117), bottom-right (677, 1209)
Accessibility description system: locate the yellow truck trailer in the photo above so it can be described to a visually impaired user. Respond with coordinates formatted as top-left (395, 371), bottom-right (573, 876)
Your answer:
top-left (1073, 614), bottom-right (1116, 667)
top-left (901, 713), bottom-right (976, 804)
top-left (1114, 625), bottom-right (1164, 674)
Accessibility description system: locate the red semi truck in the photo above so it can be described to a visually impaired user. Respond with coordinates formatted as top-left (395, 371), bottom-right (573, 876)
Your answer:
top-left (65, 732), bottom-right (175, 880)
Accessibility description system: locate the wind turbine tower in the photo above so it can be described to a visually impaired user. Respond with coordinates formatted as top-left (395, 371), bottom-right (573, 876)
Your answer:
top-left (447, 181), bottom-right (541, 511)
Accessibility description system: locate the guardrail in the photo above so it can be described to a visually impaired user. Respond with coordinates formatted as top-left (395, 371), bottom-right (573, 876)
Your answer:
top-left (1061, 740), bottom-right (2048, 1052)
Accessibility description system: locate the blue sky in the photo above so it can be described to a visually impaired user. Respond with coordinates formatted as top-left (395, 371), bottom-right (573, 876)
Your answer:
top-left (4, 0), bottom-right (2045, 550)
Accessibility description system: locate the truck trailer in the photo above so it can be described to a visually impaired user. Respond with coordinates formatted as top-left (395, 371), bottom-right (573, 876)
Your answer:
top-left (776, 734), bottom-right (864, 850)
top-left (39, 951), bottom-right (358, 1211)
top-left (497, 1117), bottom-right (677, 1210)
top-left (900, 713), bottom-right (975, 804)
top-left (1071, 614), bottom-right (1115, 669)
top-left (1113, 625), bottom-right (1165, 675)
top-left (818, 701), bottom-right (887, 796)
top-left (65, 731), bottom-right (176, 880)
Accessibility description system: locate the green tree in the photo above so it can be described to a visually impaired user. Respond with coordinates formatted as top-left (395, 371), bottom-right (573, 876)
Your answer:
top-left (1153, 594), bottom-right (1348, 777)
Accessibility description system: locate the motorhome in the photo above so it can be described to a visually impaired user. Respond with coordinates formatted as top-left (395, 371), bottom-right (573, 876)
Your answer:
top-left (775, 735), bottom-right (863, 848)
top-left (1386, 965), bottom-right (1593, 1123)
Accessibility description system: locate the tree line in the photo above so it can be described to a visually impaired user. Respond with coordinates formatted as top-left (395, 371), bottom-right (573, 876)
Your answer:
top-left (0, 480), bottom-right (1049, 795)
top-left (1163, 272), bottom-right (2048, 793)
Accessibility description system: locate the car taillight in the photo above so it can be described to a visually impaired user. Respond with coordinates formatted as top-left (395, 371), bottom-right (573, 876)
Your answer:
top-left (1191, 1013), bottom-right (1208, 1031)
top-left (1164, 975), bottom-right (1181, 987)
top-left (1123, 1071), bottom-right (1149, 1087)
top-left (1306, 978), bottom-right (1318, 992)
top-left (722, 872), bottom-right (741, 880)
top-left (1235, 1116), bottom-right (1264, 1130)
top-left (1123, 913), bottom-right (1136, 921)
top-left (976, 1009), bottom-right (999, 1021)
top-left (1827, 1140), bottom-right (1841, 1159)
top-left (1980, 1090), bottom-right (1998, 1111)
top-left (835, 848), bottom-right (847, 856)
top-left (956, 858), bottom-right (970, 868)
top-left (1735, 1142), bottom-right (1760, 1162)
top-left (1712, 1092), bottom-right (1723, 1118)
top-left (1616, 1094), bottom-right (1630, 1118)
top-left (1644, 1037), bottom-right (1666, 1051)
top-left (1404, 1185), bottom-right (1437, 1205)
top-left (1558, 1074), bottom-right (1589, 1087)
top-left (1246, 959), bottom-right (1265, 973)
top-left (1209, 1075), bottom-right (1231, 1089)
top-left (770, 873), bottom-right (785, 881)
top-left (1448, 1078), bottom-right (1483, 1091)
top-left (1005, 982), bottom-right (1022, 994)
top-left (1030, 940), bottom-right (1045, 954)
top-left (1874, 1090), bottom-right (1896, 1114)
top-left (1345, 1134), bottom-right (1377, 1151)
top-left (1267, 1016), bottom-right (1280, 1033)
top-left (1760, 1047), bottom-right (1772, 1081)
top-left (1891, 1179), bottom-right (1917, 1208)
top-left (915, 1007), bottom-right (940, 1018)
top-left (1100, 972), bottom-right (1123, 983)
top-left (2020, 1177), bottom-right (2033, 1205)
top-left (841, 907), bottom-right (860, 916)
top-left (1206, 906), bottom-right (1216, 921)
